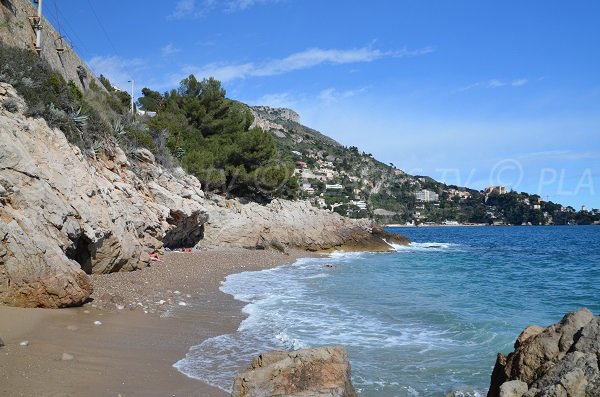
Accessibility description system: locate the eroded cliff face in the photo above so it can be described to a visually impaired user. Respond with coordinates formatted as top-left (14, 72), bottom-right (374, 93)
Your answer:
top-left (0, 83), bottom-right (208, 307)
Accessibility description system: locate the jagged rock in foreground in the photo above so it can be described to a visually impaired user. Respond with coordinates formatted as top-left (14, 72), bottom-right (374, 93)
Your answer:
top-left (488, 308), bottom-right (600, 397)
top-left (0, 83), bottom-right (207, 307)
top-left (231, 346), bottom-right (358, 397)
top-left (203, 197), bottom-right (409, 252)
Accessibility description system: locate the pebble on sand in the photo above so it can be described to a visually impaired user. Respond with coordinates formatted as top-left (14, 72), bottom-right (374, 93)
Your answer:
top-left (66, 325), bottom-right (79, 332)
top-left (93, 321), bottom-right (102, 326)
top-left (20, 340), bottom-right (29, 347)
top-left (178, 301), bottom-right (187, 306)
top-left (61, 353), bottom-right (74, 361)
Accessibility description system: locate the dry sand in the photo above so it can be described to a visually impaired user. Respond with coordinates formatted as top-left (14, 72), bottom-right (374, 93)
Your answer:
top-left (0, 248), bottom-right (315, 397)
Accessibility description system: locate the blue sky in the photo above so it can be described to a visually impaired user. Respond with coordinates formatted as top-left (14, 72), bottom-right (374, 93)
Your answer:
top-left (45, 0), bottom-right (600, 209)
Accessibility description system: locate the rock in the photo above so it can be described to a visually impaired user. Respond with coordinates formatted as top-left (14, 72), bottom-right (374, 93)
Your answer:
top-left (204, 197), bottom-right (409, 252)
top-left (0, 84), bottom-right (208, 308)
top-left (499, 380), bottom-right (528, 397)
top-left (515, 325), bottom-right (545, 349)
top-left (93, 321), bottom-right (102, 326)
top-left (131, 148), bottom-right (155, 164)
top-left (231, 346), bottom-right (358, 397)
top-left (487, 308), bottom-right (600, 397)
top-left (19, 340), bottom-right (29, 346)
top-left (61, 352), bottom-right (74, 361)
top-left (0, 337), bottom-right (4, 347)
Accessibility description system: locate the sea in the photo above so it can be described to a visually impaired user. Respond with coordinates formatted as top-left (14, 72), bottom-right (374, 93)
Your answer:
top-left (174, 225), bottom-right (600, 396)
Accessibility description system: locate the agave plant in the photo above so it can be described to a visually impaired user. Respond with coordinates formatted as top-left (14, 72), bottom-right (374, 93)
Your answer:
top-left (70, 107), bottom-right (88, 132)
top-left (175, 146), bottom-right (185, 159)
top-left (92, 140), bottom-right (102, 157)
top-left (112, 119), bottom-right (127, 145)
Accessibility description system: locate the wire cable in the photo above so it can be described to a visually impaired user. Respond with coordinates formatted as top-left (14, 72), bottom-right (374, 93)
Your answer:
top-left (85, 0), bottom-right (119, 55)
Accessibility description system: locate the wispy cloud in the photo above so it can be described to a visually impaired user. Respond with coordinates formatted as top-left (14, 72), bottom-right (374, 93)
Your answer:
top-left (253, 92), bottom-right (296, 108)
top-left (179, 46), bottom-right (434, 82)
top-left (168, 0), bottom-right (283, 19)
top-left (518, 150), bottom-right (600, 161)
top-left (168, 0), bottom-right (202, 20)
top-left (511, 78), bottom-right (528, 87)
top-left (319, 86), bottom-right (370, 103)
top-left (460, 78), bottom-right (528, 91)
top-left (87, 55), bottom-right (146, 92)
top-left (225, 0), bottom-right (284, 12)
top-left (161, 43), bottom-right (181, 56)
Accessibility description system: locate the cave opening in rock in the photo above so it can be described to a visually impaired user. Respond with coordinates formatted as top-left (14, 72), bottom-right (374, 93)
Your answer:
top-left (163, 223), bottom-right (205, 250)
top-left (65, 235), bottom-right (93, 274)
top-left (162, 210), bottom-right (205, 250)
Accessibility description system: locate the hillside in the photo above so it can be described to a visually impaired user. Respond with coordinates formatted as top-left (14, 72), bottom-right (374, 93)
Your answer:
top-left (248, 106), bottom-right (600, 226)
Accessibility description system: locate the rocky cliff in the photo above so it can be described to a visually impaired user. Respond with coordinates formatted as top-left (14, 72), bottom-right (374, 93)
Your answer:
top-left (0, 82), bottom-right (207, 307)
top-left (488, 308), bottom-right (600, 397)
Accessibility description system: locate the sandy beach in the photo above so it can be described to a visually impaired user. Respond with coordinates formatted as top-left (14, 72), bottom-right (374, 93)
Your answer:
top-left (0, 248), bottom-right (313, 397)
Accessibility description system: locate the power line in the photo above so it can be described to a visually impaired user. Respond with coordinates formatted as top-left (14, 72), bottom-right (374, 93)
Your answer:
top-left (85, 0), bottom-right (119, 55)
top-left (44, 1), bottom-right (92, 58)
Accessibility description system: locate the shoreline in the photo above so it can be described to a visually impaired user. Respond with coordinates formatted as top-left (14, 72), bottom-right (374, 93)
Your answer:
top-left (0, 248), bottom-right (315, 397)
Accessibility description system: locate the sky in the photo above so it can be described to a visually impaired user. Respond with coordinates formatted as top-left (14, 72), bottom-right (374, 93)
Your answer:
top-left (44, 0), bottom-right (600, 209)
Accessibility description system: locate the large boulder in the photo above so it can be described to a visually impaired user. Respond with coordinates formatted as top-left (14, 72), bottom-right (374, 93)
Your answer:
top-left (0, 83), bottom-right (208, 307)
top-left (231, 346), bottom-right (358, 397)
top-left (203, 196), bottom-right (408, 252)
top-left (487, 308), bottom-right (600, 397)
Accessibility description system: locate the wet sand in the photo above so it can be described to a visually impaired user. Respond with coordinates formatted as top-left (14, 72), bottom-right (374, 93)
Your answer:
top-left (0, 248), bottom-right (314, 397)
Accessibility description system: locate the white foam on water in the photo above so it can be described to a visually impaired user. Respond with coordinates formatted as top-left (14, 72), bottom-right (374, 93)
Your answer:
top-left (174, 253), bottom-right (490, 395)
top-left (386, 240), bottom-right (459, 251)
top-left (305, 272), bottom-right (329, 279)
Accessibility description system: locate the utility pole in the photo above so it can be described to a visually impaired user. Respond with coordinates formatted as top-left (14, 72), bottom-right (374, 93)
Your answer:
top-left (127, 79), bottom-right (134, 114)
top-left (30, 0), bottom-right (43, 54)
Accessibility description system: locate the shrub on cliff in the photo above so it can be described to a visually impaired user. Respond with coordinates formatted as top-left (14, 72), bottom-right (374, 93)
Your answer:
top-left (0, 43), bottom-right (112, 147)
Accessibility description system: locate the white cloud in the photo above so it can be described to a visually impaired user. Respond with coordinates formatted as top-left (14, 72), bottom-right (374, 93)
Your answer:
top-left (168, 0), bottom-right (200, 19)
top-left (87, 55), bottom-right (146, 92)
top-left (168, 0), bottom-right (282, 19)
top-left (181, 46), bottom-right (434, 82)
top-left (459, 78), bottom-right (528, 91)
top-left (318, 86), bottom-right (370, 103)
top-left (253, 92), bottom-right (296, 108)
top-left (511, 78), bottom-right (528, 87)
top-left (161, 43), bottom-right (181, 56)
top-left (225, 0), bottom-right (284, 11)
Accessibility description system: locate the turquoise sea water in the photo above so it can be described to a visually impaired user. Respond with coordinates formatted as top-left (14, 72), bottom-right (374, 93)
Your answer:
top-left (174, 226), bottom-right (600, 396)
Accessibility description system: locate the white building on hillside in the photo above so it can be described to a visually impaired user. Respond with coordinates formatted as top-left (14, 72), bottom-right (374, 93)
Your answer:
top-left (415, 189), bottom-right (439, 202)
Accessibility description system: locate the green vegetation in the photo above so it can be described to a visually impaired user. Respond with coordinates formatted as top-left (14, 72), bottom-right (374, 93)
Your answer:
top-left (142, 75), bottom-right (298, 198)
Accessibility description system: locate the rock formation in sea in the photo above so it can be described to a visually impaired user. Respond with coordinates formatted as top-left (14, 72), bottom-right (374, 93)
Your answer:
top-left (487, 308), bottom-right (600, 397)
top-left (231, 346), bottom-right (358, 397)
